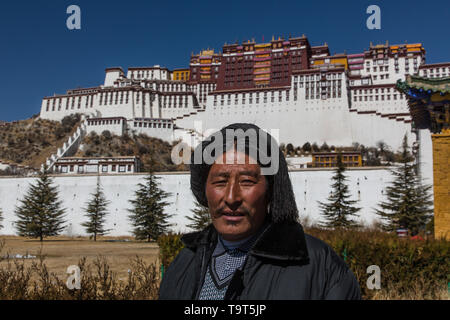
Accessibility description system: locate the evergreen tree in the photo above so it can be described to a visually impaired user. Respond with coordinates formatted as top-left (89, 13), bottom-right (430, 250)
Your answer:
top-left (186, 200), bottom-right (211, 231)
top-left (128, 163), bottom-right (172, 242)
top-left (286, 143), bottom-right (294, 156)
top-left (302, 142), bottom-right (312, 153)
top-left (318, 153), bottom-right (361, 229)
top-left (81, 176), bottom-right (111, 241)
top-left (375, 135), bottom-right (433, 235)
top-left (312, 143), bottom-right (320, 152)
top-left (15, 167), bottom-right (66, 241)
top-left (0, 207), bottom-right (3, 230)
top-left (320, 142), bottom-right (330, 152)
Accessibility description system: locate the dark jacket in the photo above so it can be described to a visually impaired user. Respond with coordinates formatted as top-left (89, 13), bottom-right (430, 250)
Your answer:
top-left (159, 222), bottom-right (361, 300)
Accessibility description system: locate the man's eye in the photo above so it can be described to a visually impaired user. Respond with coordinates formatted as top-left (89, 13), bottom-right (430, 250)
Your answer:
top-left (214, 180), bottom-right (227, 185)
top-left (241, 180), bottom-right (256, 184)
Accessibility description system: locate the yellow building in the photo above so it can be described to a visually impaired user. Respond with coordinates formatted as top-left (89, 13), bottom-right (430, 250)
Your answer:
top-left (172, 68), bottom-right (190, 81)
top-left (310, 151), bottom-right (362, 168)
top-left (312, 54), bottom-right (348, 70)
top-left (397, 75), bottom-right (450, 240)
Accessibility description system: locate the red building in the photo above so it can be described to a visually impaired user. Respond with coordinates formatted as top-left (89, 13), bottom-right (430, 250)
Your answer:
top-left (214, 36), bottom-right (310, 90)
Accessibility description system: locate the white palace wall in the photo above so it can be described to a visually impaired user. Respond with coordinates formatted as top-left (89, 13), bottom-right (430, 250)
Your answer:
top-left (0, 168), bottom-right (393, 237)
top-left (174, 93), bottom-right (413, 151)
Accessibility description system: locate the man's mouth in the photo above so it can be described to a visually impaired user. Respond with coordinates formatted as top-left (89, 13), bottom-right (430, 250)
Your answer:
top-left (222, 211), bottom-right (245, 216)
top-left (220, 211), bottom-right (246, 222)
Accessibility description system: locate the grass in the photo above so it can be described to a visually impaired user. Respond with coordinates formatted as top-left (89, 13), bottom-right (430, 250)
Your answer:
top-left (0, 235), bottom-right (159, 281)
top-left (0, 234), bottom-right (448, 300)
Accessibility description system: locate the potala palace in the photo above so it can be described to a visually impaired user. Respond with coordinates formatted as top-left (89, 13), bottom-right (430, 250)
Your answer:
top-left (1, 35), bottom-right (449, 236)
top-left (39, 37), bottom-right (449, 149)
top-left (38, 37), bottom-right (450, 174)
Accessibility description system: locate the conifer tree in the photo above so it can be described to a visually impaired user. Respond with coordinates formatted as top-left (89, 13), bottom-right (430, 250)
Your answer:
top-left (375, 135), bottom-right (433, 235)
top-left (15, 167), bottom-right (66, 241)
top-left (128, 161), bottom-right (172, 241)
top-left (81, 176), bottom-right (111, 241)
top-left (318, 153), bottom-right (361, 229)
top-left (0, 207), bottom-right (3, 230)
top-left (186, 200), bottom-right (211, 231)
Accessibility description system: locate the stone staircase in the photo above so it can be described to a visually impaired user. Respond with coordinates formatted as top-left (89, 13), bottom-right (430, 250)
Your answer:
top-left (173, 108), bottom-right (205, 121)
top-left (173, 125), bottom-right (204, 149)
top-left (348, 108), bottom-right (412, 123)
top-left (41, 115), bottom-right (88, 172)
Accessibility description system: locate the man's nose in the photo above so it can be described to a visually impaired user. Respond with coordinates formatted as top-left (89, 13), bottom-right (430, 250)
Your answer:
top-left (224, 179), bottom-right (242, 210)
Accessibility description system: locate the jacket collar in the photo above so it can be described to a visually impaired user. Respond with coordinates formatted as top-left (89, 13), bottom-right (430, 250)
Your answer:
top-left (181, 221), bottom-right (309, 263)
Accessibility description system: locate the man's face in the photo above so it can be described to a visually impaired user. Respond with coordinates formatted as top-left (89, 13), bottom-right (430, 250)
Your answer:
top-left (205, 149), bottom-right (269, 241)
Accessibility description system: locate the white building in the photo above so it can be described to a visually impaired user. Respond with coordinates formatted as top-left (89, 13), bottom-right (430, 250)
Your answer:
top-left (286, 156), bottom-right (313, 169)
top-left (53, 156), bottom-right (141, 175)
top-left (37, 39), bottom-right (448, 188)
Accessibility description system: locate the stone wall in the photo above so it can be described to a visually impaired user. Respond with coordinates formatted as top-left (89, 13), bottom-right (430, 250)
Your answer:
top-left (0, 168), bottom-right (394, 236)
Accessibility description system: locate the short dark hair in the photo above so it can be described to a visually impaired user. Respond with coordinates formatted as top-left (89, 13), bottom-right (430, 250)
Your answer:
top-left (190, 123), bottom-right (299, 224)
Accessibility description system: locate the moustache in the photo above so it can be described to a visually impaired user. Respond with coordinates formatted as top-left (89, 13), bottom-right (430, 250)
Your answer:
top-left (215, 207), bottom-right (249, 216)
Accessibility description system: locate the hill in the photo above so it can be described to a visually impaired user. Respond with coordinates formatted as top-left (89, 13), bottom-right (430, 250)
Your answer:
top-left (0, 114), bottom-right (81, 169)
top-left (75, 131), bottom-right (190, 172)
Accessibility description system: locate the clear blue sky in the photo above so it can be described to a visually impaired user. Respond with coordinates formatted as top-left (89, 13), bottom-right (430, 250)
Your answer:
top-left (0, 0), bottom-right (449, 121)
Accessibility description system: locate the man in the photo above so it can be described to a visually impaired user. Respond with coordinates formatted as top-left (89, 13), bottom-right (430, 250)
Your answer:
top-left (159, 123), bottom-right (361, 300)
